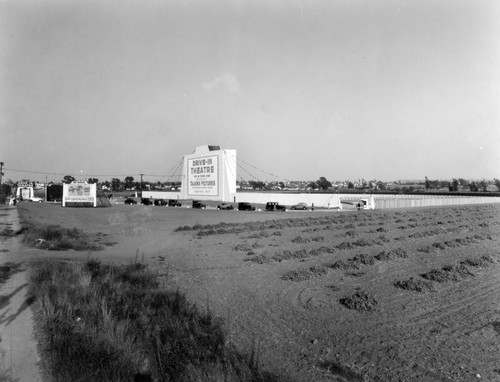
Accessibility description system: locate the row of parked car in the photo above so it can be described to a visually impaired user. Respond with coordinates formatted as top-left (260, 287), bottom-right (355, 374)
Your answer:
top-left (124, 198), bottom-right (182, 207)
top-left (124, 198), bottom-right (312, 212)
top-left (211, 201), bottom-right (311, 212)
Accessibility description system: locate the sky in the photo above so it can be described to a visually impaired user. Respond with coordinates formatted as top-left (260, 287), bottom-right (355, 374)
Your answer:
top-left (1, 0), bottom-right (499, 184)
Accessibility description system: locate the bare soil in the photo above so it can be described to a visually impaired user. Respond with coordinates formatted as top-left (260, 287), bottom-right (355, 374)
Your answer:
top-left (13, 202), bottom-right (500, 381)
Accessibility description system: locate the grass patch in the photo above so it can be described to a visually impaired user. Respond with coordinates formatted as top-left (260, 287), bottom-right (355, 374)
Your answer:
top-left (22, 224), bottom-right (104, 251)
top-left (28, 259), bottom-right (287, 382)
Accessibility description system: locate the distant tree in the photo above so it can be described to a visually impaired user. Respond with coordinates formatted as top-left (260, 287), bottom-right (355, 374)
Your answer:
top-left (87, 178), bottom-right (98, 184)
top-left (458, 178), bottom-right (469, 188)
top-left (494, 178), bottom-right (500, 190)
top-left (278, 181), bottom-right (285, 190)
top-left (0, 184), bottom-right (12, 204)
top-left (124, 176), bottom-right (135, 189)
top-left (249, 180), bottom-right (266, 190)
top-left (469, 181), bottom-right (478, 192)
top-left (449, 178), bottom-right (459, 192)
top-left (376, 181), bottom-right (386, 191)
top-left (316, 177), bottom-right (332, 190)
top-left (479, 180), bottom-right (488, 192)
top-left (425, 176), bottom-right (430, 190)
top-left (308, 181), bottom-right (318, 190)
top-left (62, 175), bottom-right (75, 184)
top-left (347, 181), bottom-right (354, 189)
top-left (111, 178), bottom-right (122, 191)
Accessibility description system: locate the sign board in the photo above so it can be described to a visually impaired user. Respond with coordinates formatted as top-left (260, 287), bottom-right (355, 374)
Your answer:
top-left (62, 181), bottom-right (97, 207)
top-left (17, 187), bottom-right (33, 200)
top-left (187, 155), bottom-right (219, 196)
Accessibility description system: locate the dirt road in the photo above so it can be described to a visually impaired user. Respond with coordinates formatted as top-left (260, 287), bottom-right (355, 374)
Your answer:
top-left (0, 206), bottom-right (42, 381)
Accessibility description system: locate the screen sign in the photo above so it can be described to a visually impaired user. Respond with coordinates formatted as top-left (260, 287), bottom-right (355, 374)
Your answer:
top-left (64, 183), bottom-right (95, 203)
top-left (188, 156), bottom-right (218, 196)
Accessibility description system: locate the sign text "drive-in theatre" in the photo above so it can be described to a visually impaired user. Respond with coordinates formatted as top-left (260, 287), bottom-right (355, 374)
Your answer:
top-left (190, 158), bottom-right (215, 175)
top-left (188, 156), bottom-right (218, 196)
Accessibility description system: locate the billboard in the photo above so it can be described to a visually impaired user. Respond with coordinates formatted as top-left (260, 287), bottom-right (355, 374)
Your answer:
top-left (63, 181), bottom-right (97, 207)
top-left (187, 155), bottom-right (219, 196)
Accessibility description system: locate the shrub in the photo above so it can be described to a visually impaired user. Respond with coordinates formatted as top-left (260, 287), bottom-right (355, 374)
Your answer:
top-left (22, 224), bottom-right (103, 251)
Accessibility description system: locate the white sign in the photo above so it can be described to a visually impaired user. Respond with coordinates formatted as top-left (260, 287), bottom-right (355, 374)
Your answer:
top-left (63, 181), bottom-right (97, 206)
top-left (187, 155), bottom-right (218, 196)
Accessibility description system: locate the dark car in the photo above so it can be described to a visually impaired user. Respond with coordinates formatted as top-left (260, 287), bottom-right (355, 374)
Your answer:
top-left (237, 202), bottom-right (256, 211)
top-left (168, 199), bottom-right (182, 207)
top-left (291, 202), bottom-right (308, 210)
top-left (124, 198), bottom-right (137, 205)
top-left (141, 198), bottom-right (153, 206)
top-left (192, 200), bottom-right (206, 209)
top-left (154, 199), bottom-right (168, 206)
top-left (265, 202), bottom-right (286, 212)
top-left (217, 203), bottom-right (234, 210)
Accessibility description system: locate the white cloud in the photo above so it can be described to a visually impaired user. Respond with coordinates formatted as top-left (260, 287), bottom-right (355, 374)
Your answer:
top-left (202, 72), bottom-right (241, 96)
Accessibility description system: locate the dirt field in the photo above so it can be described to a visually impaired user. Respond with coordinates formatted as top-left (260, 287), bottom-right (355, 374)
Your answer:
top-left (14, 202), bottom-right (500, 381)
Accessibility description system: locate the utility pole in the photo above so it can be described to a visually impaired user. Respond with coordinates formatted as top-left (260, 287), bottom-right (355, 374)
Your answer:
top-left (0, 162), bottom-right (3, 185)
top-left (140, 173), bottom-right (144, 197)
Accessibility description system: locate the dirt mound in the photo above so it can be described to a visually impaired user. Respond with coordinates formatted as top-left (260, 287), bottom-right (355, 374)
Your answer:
top-left (420, 264), bottom-right (474, 283)
top-left (328, 254), bottom-right (375, 270)
top-left (234, 242), bottom-right (264, 252)
top-left (394, 277), bottom-right (435, 293)
top-left (292, 235), bottom-right (310, 243)
top-left (460, 255), bottom-right (494, 268)
top-left (243, 254), bottom-right (272, 264)
top-left (272, 249), bottom-right (309, 262)
top-left (340, 290), bottom-right (378, 311)
top-left (308, 247), bottom-right (335, 256)
top-left (374, 248), bottom-right (407, 261)
top-left (281, 265), bottom-right (328, 282)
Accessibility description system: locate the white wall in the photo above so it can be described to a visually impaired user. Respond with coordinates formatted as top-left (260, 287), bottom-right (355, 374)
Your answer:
top-left (142, 191), bottom-right (500, 210)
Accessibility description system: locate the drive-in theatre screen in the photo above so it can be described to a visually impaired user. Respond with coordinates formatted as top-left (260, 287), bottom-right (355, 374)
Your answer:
top-left (187, 155), bottom-right (219, 196)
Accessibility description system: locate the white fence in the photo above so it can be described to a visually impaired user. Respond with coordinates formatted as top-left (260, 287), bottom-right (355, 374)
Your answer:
top-left (370, 194), bottom-right (500, 209)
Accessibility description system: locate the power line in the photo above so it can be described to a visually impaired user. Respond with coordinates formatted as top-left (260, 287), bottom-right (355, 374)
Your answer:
top-left (3, 167), bottom-right (178, 179)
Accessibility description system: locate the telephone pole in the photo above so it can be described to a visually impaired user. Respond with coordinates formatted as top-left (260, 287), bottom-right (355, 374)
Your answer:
top-left (0, 162), bottom-right (4, 185)
top-left (140, 173), bottom-right (144, 196)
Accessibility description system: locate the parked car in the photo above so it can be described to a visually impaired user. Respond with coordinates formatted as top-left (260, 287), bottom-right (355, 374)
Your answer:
top-left (237, 202), bottom-right (256, 211)
top-left (141, 198), bottom-right (153, 205)
top-left (154, 199), bottom-right (167, 206)
top-left (192, 200), bottom-right (206, 209)
top-left (28, 197), bottom-right (43, 203)
top-left (291, 202), bottom-right (308, 210)
top-left (124, 198), bottom-right (137, 205)
top-left (168, 199), bottom-right (182, 207)
top-left (265, 202), bottom-right (286, 212)
top-left (217, 203), bottom-right (234, 210)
